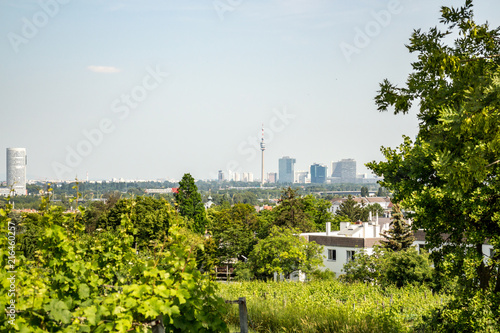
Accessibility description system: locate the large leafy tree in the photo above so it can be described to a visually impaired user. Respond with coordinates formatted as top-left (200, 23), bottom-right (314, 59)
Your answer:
top-left (208, 203), bottom-right (259, 264)
top-left (367, 0), bottom-right (500, 324)
top-left (96, 196), bottom-right (178, 250)
top-left (249, 226), bottom-right (324, 279)
top-left (175, 173), bottom-right (207, 234)
top-left (380, 204), bottom-right (415, 251)
top-left (274, 187), bottom-right (315, 232)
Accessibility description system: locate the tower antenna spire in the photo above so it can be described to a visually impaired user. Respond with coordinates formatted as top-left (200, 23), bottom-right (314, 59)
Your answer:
top-left (260, 123), bottom-right (266, 186)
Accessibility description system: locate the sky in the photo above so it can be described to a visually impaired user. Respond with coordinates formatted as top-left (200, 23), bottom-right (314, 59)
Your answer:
top-left (1, 0), bottom-right (499, 182)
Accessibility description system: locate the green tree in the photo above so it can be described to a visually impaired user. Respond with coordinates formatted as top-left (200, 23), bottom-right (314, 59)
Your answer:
top-left (376, 187), bottom-right (389, 197)
top-left (380, 204), bottom-right (415, 251)
top-left (302, 195), bottom-right (334, 231)
top-left (364, 202), bottom-right (385, 218)
top-left (96, 196), bottom-right (178, 250)
top-left (367, 0), bottom-right (500, 329)
top-left (175, 173), bottom-right (207, 234)
top-left (335, 195), bottom-right (366, 222)
top-left (249, 226), bottom-right (324, 279)
top-left (360, 186), bottom-right (369, 197)
top-left (208, 203), bottom-right (258, 264)
top-left (274, 187), bottom-right (314, 232)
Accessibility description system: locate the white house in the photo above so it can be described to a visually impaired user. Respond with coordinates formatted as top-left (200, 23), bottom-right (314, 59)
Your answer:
top-left (301, 217), bottom-right (391, 276)
top-left (303, 221), bottom-right (495, 277)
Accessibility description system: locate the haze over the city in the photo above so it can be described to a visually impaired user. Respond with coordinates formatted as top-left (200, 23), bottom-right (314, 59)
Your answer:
top-left (2, 0), bottom-right (499, 181)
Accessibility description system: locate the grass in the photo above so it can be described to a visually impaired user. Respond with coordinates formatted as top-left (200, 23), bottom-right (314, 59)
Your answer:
top-left (217, 280), bottom-right (448, 333)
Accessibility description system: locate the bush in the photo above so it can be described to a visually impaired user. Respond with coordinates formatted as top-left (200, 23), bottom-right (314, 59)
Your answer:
top-left (416, 289), bottom-right (500, 332)
top-left (341, 246), bottom-right (433, 288)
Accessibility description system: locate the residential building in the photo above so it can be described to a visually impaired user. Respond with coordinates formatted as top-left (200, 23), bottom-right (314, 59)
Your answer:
top-left (294, 171), bottom-right (309, 184)
top-left (232, 172), bottom-right (241, 182)
top-left (301, 217), bottom-right (390, 276)
top-left (242, 172), bottom-right (254, 182)
top-left (267, 172), bottom-right (277, 183)
top-left (278, 156), bottom-right (296, 183)
top-left (331, 159), bottom-right (356, 182)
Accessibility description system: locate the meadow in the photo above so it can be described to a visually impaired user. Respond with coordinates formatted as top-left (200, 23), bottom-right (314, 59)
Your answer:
top-left (218, 280), bottom-right (448, 333)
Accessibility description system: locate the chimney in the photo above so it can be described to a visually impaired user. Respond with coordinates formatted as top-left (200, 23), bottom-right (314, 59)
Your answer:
top-left (326, 222), bottom-right (331, 236)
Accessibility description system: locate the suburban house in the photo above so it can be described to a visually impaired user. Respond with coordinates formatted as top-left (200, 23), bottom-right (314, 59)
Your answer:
top-left (300, 216), bottom-right (391, 276)
top-left (302, 220), bottom-right (495, 277)
top-left (329, 196), bottom-right (393, 217)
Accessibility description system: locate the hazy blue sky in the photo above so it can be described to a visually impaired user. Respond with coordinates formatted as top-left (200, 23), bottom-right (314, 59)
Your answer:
top-left (1, 0), bottom-right (499, 181)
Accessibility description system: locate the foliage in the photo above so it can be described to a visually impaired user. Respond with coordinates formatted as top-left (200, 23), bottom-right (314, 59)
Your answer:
top-left (0, 196), bottom-right (228, 332)
top-left (96, 196), bottom-right (181, 250)
top-left (248, 226), bottom-right (323, 279)
top-left (376, 187), bottom-right (389, 197)
top-left (360, 186), bottom-right (369, 197)
top-left (380, 204), bottom-right (415, 251)
top-left (303, 195), bottom-right (335, 231)
top-left (175, 173), bottom-right (207, 234)
top-left (308, 268), bottom-right (336, 281)
top-left (341, 247), bottom-right (433, 288)
top-left (335, 195), bottom-right (368, 222)
top-left (208, 204), bottom-right (258, 265)
top-left (416, 288), bottom-right (500, 332)
top-left (368, 0), bottom-right (500, 297)
top-left (218, 280), bottom-right (448, 333)
top-left (273, 187), bottom-right (314, 232)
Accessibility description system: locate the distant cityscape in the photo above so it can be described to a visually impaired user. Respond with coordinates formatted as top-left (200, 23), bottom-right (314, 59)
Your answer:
top-left (218, 156), bottom-right (381, 185)
top-left (1, 147), bottom-right (381, 197)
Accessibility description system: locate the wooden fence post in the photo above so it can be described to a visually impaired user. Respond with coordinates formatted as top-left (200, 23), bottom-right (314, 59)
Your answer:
top-left (239, 297), bottom-right (248, 333)
top-left (152, 315), bottom-right (164, 333)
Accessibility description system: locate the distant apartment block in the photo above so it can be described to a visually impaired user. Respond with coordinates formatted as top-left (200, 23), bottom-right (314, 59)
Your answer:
top-left (267, 172), bottom-right (277, 183)
top-left (242, 172), bottom-right (254, 182)
top-left (294, 171), bottom-right (309, 184)
top-left (278, 156), bottom-right (296, 183)
top-left (331, 158), bottom-right (356, 182)
top-left (310, 163), bottom-right (327, 184)
top-left (232, 172), bottom-right (241, 182)
top-left (6, 148), bottom-right (27, 196)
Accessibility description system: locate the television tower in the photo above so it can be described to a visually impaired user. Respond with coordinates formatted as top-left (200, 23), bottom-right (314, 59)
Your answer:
top-left (260, 124), bottom-right (265, 186)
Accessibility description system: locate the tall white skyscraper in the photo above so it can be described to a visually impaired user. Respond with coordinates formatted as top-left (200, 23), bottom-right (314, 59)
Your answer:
top-left (7, 148), bottom-right (27, 195)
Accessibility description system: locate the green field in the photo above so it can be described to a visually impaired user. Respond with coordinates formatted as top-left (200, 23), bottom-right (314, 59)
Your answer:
top-left (218, 280), bottom-right (447, 333)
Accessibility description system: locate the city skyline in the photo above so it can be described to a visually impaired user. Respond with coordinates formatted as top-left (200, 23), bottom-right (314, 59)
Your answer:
top-left (2, 1), bottom-right (499, 181)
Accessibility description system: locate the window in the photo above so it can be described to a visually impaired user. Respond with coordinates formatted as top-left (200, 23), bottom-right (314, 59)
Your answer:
top-left (327, 249), bottom-right (336, 261)
top-left (346, 250), bottom-right (356, 263)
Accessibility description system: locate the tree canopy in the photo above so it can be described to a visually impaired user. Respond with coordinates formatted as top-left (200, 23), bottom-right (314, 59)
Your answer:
top-left (175, 173), bottom-right (207, 234)
top-left (367, 0), bottom-right (500, 328)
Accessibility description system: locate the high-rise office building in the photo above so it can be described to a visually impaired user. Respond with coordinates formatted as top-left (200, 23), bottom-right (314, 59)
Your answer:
top-left (278, 156), bottom-right (296, 183)
top-left (310, 163), bottom-right (327, 183)
top-left (7, 148), bottom-right (27, 196)
top-left (218, 170), bottom-right (225, 182)
top-left (331, 158), bottom-right (356, 181)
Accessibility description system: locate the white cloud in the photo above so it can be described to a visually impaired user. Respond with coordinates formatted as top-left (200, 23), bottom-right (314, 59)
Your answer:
top-left (87, 66), bottom-right (121, 74)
